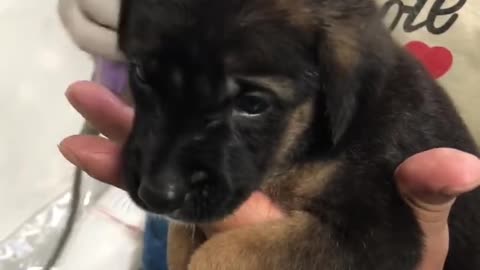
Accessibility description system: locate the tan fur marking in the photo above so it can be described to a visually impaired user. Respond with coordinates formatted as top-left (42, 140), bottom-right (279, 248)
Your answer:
top-left (292, 161), bottom-right (339, 198)
top-left (274, 0), bottom-right (318, 30)
top-left (187, 212), bottom-right (306, 270)
top-left (262, 161), bottom-right (340, 210)
top-left (236, 0), bottom-right (318, 31)
top-left (238, 76), bottom-right (296, 101)
top-left (262, 98), bottom-right (340, 210)
top-left (168, 223), bottom-right (206, 270)
top-left (327, 24), bottom-right (360, 74)
top-left (188, 212), bottom-right (341, 270)
top-left (274, 100), bottom-right (314, 162)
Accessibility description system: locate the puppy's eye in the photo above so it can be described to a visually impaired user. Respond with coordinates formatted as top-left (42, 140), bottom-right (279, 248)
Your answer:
top-left (233, 92), bottom-right (271, 116)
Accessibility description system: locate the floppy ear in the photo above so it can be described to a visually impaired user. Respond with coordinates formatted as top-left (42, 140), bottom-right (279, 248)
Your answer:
top-left (322, 70), bottom-right (359, 145)
top-left (315, 19), bottom-right (392, 146)
top-left (315, 30), bottom-right (361, 145)
top-left (117, 0), bottom-right (193, 57)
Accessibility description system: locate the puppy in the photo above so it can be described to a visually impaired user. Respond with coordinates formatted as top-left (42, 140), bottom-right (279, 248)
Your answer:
top-left (117, 0), bottom-right (480, 269)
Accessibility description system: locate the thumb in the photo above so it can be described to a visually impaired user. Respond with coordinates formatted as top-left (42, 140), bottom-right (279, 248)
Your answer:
top-left (395, 148), bottom-right (480, 270)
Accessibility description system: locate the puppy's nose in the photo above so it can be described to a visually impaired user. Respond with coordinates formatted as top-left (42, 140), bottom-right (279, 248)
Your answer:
top-left (138, 180), bottom-right (188, 213)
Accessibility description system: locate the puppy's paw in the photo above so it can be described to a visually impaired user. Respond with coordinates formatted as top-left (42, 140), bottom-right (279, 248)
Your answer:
top-left (188, 213), bottom-right (314, 270)
top-left (188, 228), bottom-right (263, 270)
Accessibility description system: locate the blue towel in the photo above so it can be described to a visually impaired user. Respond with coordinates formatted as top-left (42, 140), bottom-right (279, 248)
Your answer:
top-left (142, 216), bottom-right (169, 270)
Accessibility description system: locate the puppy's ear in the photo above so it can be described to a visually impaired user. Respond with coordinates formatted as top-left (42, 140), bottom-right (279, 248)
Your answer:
top-left (117, 0), bottom-right (193, 57)
top-left (315, 20), bottom-right (392, 145)
top-left (315, 29), bottom-right (361, 145)
top-left (322, 71), bottom-right (359, 145)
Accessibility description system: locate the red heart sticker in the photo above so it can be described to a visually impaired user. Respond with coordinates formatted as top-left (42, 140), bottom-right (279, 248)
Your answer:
top-left (405, 41), bottom-right (453, 79)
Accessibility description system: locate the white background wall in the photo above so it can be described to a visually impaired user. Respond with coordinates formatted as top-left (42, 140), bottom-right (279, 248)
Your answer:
top-left (0, 0), bottom-right (92, 239)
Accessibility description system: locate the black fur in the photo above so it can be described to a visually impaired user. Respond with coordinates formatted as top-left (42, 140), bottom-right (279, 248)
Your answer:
top-left (118, 0), bottom-right (480, 269)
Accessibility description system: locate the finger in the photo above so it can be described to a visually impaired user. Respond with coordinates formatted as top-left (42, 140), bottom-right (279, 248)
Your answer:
top-left (395, 148), bottom-right (480, 270)
top-left (79, 0), bottom-right (121, 30)
top-left (59, 135), bottom-right (124, 189)
top-left (396, 148), bottom-right (480, 213)
top-left (200, 191), bottom-right (285, 237)
top-left (58, 0), bottom-right (124, 61)
top-left (66, 81), bottom-right (133, 143)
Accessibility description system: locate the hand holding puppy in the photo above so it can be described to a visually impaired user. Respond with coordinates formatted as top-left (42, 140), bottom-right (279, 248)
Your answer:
top-left (59, 81), bottom-right (480, 270)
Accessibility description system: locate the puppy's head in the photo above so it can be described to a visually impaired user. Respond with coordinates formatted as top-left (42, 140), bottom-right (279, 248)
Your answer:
top-left (118, 0), bottom-right (393, 222)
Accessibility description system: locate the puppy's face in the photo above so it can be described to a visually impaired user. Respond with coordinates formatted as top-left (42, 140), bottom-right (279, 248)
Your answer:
top-left (118, 0), bottom-right (385, 222)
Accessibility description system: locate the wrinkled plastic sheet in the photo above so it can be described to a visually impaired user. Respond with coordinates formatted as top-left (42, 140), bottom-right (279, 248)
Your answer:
top-left (0, 175), bottom-right (108, 270)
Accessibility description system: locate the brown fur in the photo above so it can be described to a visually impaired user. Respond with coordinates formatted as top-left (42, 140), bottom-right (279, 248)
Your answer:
top-left (263, 161), bottom-right (340, 210)
top-left (163, 1), bottom-right (381, 269)
top-left (167, 161), bottom-right (341, 270)
top-left (327, 24), bottom-right (361, 74)
top-left (273, 100), bottom-right (314, 161)
top-left (273, 0), bottom-right (318, 31)
top-left (187, 212), bottom-right (343, 270)
top-left (168, 224), bottom-right (206, 270)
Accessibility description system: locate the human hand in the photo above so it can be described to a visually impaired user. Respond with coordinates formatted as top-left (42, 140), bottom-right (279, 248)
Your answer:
top-left (58, 0), bottom-right (124, 60)
top-left (395, 149), bottom-right (480, 269)
top-left (59, 81), bottom-right (480, 270)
